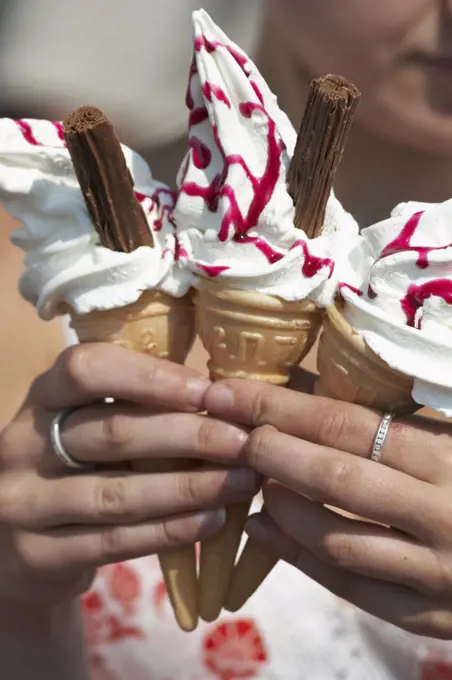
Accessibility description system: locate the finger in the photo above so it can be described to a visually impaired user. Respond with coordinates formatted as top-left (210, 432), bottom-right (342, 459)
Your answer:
top-left (1, 467), bottom-right (260, 530)
top-left (30, 344), bottom-right (210, 412)
top-left (263, 481), bottom-right (450, 598)
top-left (60, 406), bottom-right (248, 465)
top-left (20, 508), bottom-right (226, 571)
top-left (246, 513), bottom-right (452, 639)
top-left (206, 380), bottom-right (452, 484)
top-left (245, 425), bottom-right (446, 542)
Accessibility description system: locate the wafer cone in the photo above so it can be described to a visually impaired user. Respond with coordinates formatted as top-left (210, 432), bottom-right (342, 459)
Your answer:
top-left (70, 290), bottom-right (194, 362)
top-left (225, 298), bottom-right (418, 614)
top-left (195, 280), bottom-right (322, 385)
top-left (196, 73), bottom-right (361, 618)
top-left (195, 278), bottom-right (322, 621)
top-left (314, 299), bottom-right (417, 413)
top-left (71, 289), bottom-right (200, 632)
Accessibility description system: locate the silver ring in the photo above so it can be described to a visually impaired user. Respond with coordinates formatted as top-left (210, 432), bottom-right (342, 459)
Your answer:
top-left (370, 413), bottom-right (393, 463)
top-left (50, 407), bottom-right (91, 470)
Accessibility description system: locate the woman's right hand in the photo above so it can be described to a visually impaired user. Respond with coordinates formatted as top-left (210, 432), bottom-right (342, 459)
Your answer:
top-left (0, 343), bottom-right (257, 609)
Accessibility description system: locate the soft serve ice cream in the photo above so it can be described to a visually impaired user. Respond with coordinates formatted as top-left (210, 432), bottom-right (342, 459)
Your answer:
top-left (0, 118), bottom-right (190, 320)
top-left (340, 200), bottom-right (452, 416)
top-left (174, 9), bottom-right (361, 308)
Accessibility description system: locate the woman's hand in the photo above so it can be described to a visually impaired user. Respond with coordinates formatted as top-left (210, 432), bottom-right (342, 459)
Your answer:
top-left (206, 371), bottom-right (452, 639)
top-left (0, 343), bottom-right (258, 608)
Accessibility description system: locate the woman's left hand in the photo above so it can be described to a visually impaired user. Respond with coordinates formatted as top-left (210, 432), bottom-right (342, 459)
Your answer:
top-left (206, 370), bottom-right (452, 639)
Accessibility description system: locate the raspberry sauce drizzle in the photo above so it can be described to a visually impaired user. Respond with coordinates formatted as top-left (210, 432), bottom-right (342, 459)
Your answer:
top-left (401, 279), bottom-right (452, 329)
top-left (135, 188), bottom-right (177, 232)
top-left (13, 119), bottom-right (66, 147)
top-left (181, 97), bottom-right (282, 244)
top-left (197, 264), bottom-right (230, 277)
top-left (234, 234), bottom-right (283, 264)
top-left (183, 36), bottom-right (285, 254)
top-left (183, 32), bottom-right (336, 281)
top-left (291, 240), bottom-right (334, 279)
top-left (189, 137), bottom-right (211, 170)
top-left (379, 210), bottom-right (452, 269)
top-left (368, 285), bottom-right (377, 299)
top-left (339, 282), bottom-right (363, 297)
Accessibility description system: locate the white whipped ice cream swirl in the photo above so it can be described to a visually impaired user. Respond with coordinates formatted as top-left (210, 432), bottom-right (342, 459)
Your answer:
top-left (341, 200), bottom-right (452, 417)
top-left (0, 118), bottom-right (191, 320)
top-left (174, 9), bottom-right (361, 307)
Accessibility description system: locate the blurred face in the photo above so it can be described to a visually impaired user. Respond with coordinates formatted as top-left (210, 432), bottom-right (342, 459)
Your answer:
top-left (272, 1), bottom-right (452, 152)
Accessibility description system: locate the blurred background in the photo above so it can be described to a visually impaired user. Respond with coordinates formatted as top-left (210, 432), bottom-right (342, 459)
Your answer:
top-left (0, 0), bottom-right (263, 183)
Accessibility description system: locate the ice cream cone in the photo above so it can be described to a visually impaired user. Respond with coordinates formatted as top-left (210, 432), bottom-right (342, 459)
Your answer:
top-left (195, 279), bottom-right (322, 385)
top-left (314, 299), bottom-right (416, 414)
top-left (194, 278), bottom-right (322, 621)
top-left (70, 290), bottom-right (195, 363)
top-left (71, 289), bottom-right (199, 632)
top-left (225, 298), bottom-right (418, 614)
top-left (225, 537), bottom-right (278, 613)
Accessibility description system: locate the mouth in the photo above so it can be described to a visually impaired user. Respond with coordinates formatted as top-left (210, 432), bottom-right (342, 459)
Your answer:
top-left (406, 51), bottom-right (452, 71)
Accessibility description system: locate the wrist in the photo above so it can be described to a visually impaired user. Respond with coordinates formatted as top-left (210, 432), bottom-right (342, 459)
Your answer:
top-left (0, 596), bottom-right (71, 625)
top-left (0, 597), bottom-right (89, 680)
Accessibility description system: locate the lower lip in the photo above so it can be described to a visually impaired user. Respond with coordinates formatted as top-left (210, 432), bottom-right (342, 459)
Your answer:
top-left (409, 54), bottom-right (452, 71)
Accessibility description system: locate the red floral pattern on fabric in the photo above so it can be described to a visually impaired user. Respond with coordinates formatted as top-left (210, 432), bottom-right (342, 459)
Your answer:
top-left (109, 562), bottom-right (141, 616)
top-left (152, 578), bottom-right (169, 616)
top-left (82, 563), bottom-right (145, 646)
top-left (421, 658), bottom-right (452, 679)
top-left (202, 618), bottom-right (268, 680)
top-left (89, 652), bottom-right (119, 680)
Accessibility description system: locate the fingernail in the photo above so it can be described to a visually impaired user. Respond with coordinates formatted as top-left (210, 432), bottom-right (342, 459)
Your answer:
top-left (186, 377), bottom-right (211, 408)
top-left (225, 424), bottom-right (248, 445)
top-left (197, 507), bottom-right (227, 532)
top-left (225, 467), bottom-right (260, 494)
top-left (245, 513), bottom-right (272, 540)
top-left (206, 384), bottom-right (234, 411)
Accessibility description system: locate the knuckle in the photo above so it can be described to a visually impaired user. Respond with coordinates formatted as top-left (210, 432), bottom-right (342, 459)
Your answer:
top-left (0, 479), bottom-right (22, 524)
top-left (315, 402), bottom-right (350, 448)
top-left (428, 552), bottom-right (452, 597)
top-left (415, 611), bottom-right (452, 639)
top-left (102, 412), bottom-right (133, 452)
top-left (250, 388), bottom-right (272, 427)
top-left (320, 458), bottom-right (357, 500)
top-left (176, 472), bottom-right (201, 507)
top-left (99, 526), bottom-right (127, 561)
top-left (16, 533), bottom-right (49, 572)
top-left (60, 345), bottom-right (95, 393)
top-left (318, 533), bottom-right (354, 569)
top-left (196, 418), bottom-right (218, 456)
top-left (158, 516), bottom-right (196, 548)
top-left (246, 424), bottom-right (276, 469)
top-left (95, 478), bottom-right (129, 519)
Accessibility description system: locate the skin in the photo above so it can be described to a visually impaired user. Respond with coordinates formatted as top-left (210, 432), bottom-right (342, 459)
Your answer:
top-left (206, 371), bottom-right (452, 639)
top-left (0, 344), bottom-right (258, 678)
top-left (272, 0), bottom-right (452, 151)
top-left (260, 0), bottom-right (452, 224)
